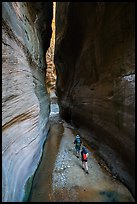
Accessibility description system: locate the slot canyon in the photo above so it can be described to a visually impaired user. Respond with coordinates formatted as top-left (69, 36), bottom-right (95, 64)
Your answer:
top-left (2, 2), bottom-right (135, 202)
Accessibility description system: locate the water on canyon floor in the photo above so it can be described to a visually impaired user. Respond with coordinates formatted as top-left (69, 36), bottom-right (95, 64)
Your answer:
top-left (28, 92), bottom-right (134, 202)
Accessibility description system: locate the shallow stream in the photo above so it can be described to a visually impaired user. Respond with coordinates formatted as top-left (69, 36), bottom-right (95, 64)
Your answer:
top-left (29, 92), bottom-right (134, 202)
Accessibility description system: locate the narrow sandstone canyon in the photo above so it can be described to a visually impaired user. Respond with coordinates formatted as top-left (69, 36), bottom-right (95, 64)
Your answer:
top-left (2, 2), bottom-right (135, 202)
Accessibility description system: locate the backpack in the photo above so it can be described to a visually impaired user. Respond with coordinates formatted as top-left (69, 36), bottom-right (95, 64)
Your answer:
top-left (83, 153), bottom-right (87, 160)
top-left (76, 138), bottom-right (81, 146)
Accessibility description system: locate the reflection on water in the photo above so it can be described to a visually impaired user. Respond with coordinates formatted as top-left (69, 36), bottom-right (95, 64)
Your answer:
top-left (29, 122), bottom-right (64, 202)
top-left (29, 121), bottom-right (134, 202)
top-left (50, 103), bottom-right (59, 116)
top-left (99, 190), bottom-right (134, 202)
top-left (29, 95), bottom-right (134, 202)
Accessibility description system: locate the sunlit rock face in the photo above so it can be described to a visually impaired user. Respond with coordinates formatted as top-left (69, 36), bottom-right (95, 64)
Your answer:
top-left (55, 2), bottom-right (135, 196)
top-left (46, 3), bottom-right (56, 93)
top-left (46, 47), bottom-right (56, 92)
top-left (2, 2), bottom-right (52, 201)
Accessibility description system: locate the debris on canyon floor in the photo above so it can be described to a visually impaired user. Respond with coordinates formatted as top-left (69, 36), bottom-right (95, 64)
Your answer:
top-left (29, 116), bottom-right (134, 202)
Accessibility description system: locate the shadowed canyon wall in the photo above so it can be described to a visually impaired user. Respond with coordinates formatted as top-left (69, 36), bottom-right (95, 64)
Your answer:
top-left (2, 2), bottom-right (52, 201)
top-left (54, 2), bottom-right (135, 196)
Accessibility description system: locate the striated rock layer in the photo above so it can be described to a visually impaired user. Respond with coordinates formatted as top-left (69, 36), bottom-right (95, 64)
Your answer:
top-left (54, 2), bottom-right (135, 196)
top-left (2, 2), bottom-right (52, 201)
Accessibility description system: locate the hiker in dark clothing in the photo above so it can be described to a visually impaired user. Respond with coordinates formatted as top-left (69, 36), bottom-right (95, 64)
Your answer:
top-left (74, 135), bottom-right (82, 158)
top-left (81, 146), bottom-right (89, 174)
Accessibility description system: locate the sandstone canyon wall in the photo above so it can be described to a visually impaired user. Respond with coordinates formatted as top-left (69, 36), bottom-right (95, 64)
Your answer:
top-left (2, 2), bottom-right (52, 201)
top-left (54, 2), bottom-right (135, 196)
top-left (46, 3), bottom-right (56, 93)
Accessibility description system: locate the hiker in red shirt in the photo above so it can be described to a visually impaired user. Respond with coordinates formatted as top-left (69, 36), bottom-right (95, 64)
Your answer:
top-left (81, 146), bottom-right (89, 174)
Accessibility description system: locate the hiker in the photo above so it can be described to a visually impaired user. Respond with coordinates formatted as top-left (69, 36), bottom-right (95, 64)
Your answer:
top-left (81, 146), bottom-right (89, 174)
top-left (74, 134), bottom-right (82, 158)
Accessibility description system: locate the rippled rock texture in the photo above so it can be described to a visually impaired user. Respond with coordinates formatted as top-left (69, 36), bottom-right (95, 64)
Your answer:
top-left (54, 2), bottom-right (135, 196)
top-left (2, 2), bottom-right (52, 201)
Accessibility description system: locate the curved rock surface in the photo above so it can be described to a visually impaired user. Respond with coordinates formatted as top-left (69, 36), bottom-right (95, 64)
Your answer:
top-left (2, 2), bottom-right (52, 201)
top-left (54, 2), bottom-right (135, 196)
